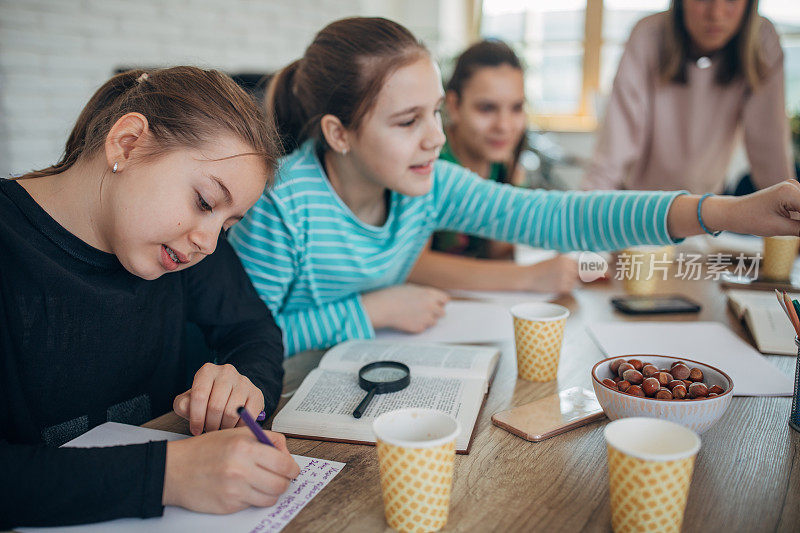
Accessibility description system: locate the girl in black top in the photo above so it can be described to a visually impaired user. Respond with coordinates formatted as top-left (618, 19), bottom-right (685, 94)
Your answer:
top-left (0, 67), bottom-right (300, 528)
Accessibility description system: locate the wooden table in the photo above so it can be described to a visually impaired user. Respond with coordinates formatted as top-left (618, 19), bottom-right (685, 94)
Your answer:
top-left (145, 275), bottom-right (800, 532)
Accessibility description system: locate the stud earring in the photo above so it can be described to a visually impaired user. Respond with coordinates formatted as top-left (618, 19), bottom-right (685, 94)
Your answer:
top-left (341, 149), bottom-right (348, 156)
top-left (112, 162), bottom-right (118, 173)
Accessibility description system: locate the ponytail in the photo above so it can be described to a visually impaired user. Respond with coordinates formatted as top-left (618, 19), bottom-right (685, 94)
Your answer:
top-left (26, 70), bottom-right (147, 179)
top-left (22, 66), bottom-right (281, 181)
top-left (265, 17), bottom-right (427, 152)
top-left (266, 60), bottom-right (307, 152)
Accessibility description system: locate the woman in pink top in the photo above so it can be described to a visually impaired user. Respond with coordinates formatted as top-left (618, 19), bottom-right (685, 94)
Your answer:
top-left (582, 0), bottom-right (794, 194)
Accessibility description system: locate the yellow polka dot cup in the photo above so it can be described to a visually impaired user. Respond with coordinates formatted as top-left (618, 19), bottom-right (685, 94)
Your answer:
top-left (604, 417), bottom-right (701, 533)
top-left (373, 408), bottom-right (461, 533)
top-left (761, 236), bottom-right (799, 281)
top-left (620, 246), bottom-right (673, 296)
top-left (510, 303), bottom-right (569, 382)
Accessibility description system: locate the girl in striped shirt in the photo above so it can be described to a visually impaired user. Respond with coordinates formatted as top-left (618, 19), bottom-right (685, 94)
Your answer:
top-left (229, 17), bottom-right (800, 357)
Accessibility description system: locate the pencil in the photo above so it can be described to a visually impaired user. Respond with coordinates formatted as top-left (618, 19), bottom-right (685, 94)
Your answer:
top-left (783, 292), bottom-right (800, 336)
top-left (775, 289), bottom-right (789, 315)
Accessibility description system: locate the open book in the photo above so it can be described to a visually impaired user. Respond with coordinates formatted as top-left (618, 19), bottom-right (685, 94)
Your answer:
top-left (271, 340), bottom-right (501, 453)
top-left (726, 289), bottom-right (799, 355)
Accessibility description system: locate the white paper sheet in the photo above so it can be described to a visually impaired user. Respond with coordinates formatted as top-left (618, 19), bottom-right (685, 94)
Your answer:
top-left (21, 422), bottom-right (345, 533)
top-left (448, 289), bottom-right (555, 309)
top-left (375, 301), bottom-right (513, 343)
top-left (587, 322), bottom-right (793, 396)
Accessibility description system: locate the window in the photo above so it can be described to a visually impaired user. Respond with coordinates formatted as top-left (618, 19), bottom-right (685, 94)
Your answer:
top-left (482, 0), bottom-right (593, 130)
top-left (481, 0), bottom-right (799, 131)
top-left (761, 0), bottom-right (800, 113)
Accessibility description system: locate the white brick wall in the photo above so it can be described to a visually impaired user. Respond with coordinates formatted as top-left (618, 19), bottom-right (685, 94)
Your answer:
top-left (0, 0), bottom-right (445, 175)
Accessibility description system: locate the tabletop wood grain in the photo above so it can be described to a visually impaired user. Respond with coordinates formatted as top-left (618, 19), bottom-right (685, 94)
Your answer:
top-left (144, 275), bottom-right (800, 532)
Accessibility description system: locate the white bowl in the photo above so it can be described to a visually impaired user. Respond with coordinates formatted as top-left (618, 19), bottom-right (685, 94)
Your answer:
top-left (591, 355), bottom-right (734, 434)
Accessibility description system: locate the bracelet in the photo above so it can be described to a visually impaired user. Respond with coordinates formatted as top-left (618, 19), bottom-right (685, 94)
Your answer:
top-left (697, 193), bottom-right (721, 237)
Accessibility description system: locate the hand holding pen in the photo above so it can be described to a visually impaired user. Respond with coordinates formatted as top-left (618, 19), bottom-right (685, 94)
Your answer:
top-left (162, 420), bottom-right (299, 514)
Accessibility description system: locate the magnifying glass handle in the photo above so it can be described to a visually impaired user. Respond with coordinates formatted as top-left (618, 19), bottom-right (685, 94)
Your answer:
top-left (353, 388), bottom-right (377, 419)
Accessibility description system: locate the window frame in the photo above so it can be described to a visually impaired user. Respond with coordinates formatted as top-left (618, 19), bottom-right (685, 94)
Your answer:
top-left (476, 0), bottom-right (604, 132)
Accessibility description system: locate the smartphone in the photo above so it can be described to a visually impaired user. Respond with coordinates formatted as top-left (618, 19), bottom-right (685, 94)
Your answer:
top-left (611, 294), bottom-right (701, 315)
top-left (491, 387), bottom-right (605, 442)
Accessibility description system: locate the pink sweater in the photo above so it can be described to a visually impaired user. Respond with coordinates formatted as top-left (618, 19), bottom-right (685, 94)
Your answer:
top-left (582, 13), bottom-right (794, 194)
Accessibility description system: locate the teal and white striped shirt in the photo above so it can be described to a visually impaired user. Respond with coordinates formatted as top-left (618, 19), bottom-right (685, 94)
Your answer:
top-left (229, 140), bottom-right (684, 356)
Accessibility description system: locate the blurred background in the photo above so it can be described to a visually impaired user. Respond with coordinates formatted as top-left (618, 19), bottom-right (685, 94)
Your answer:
top-left (1, 0), bottom-right (798, 188)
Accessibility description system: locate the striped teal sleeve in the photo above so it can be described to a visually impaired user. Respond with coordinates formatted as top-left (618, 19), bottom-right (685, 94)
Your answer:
top-left (275, 294), bottom-right (374, 356)
top-left (228, 196), bottom-right (374, 357)
top-left (432, 162), bottom-right (685, 252)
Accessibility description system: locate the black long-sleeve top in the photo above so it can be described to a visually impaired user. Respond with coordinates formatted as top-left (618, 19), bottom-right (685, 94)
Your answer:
top-left (0, 179), bottom-right (285, 528)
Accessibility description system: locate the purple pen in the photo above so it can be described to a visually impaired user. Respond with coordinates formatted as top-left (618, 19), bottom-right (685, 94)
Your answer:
top-left (237, 406), bottom-right (275, 447)
top-left (256, 411), bottom-right (266, 422)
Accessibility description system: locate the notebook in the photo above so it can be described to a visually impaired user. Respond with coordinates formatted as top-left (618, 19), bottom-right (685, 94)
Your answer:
top-left (271, 340), bottom-right (501, 453)
top-left (726, 289), bottom-right (800, 355)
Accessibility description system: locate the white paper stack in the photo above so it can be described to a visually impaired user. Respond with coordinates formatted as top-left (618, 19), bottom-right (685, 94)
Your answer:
top-left (375, 301), bottom-right (513, 343)
top-left (21, 422), bottom-right (344, 533)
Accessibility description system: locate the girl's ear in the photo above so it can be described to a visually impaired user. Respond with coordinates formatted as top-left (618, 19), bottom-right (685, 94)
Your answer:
top-left (320, 114), bottom-right (350, 154)
top-left (104, 112), bottom-right (150, 173)
top-left (444, 91), bottom-right (460, 124)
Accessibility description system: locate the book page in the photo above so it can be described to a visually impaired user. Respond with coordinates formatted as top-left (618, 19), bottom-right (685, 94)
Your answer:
top-left (319, 340), bottom-right (499, 381)
top-left (272, 368), bottom-right (486, 451)
top-left (20, 422), bottom-right (344, 533)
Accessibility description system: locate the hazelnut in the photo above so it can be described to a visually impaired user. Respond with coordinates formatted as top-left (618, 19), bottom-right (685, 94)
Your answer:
top-left (689, 367), bottom-right (704, 382)
top-left (672, 384), bottom-right (687, 399)
top-left (642, 377), bottom-right (660, 396)
top-left (655, 388), bottom-right (673, 400)
top-left (641, 364), bottom-right (658, 378)
top-left (602, 378), bottom-right (617, 390)
top-left (623, 369), bottom-right (644, 385)
top-left (628, 359), bottom-right (644, 371)
top-left (667, 380), bottom-right (684, 390)
top-left (670, 363), bottom-right (691, 380)
top-left (626, 385), bottom-right (645, 397)
top-left (617, 362), bottom-right (635, 378)
top-left (604, 358), bottom-right (716, 402)
top-left (688, 382), bottom-right (708, 398)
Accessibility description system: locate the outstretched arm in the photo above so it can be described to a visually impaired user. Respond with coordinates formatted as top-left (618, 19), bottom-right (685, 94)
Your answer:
top-left (667, 182), bottom-right (800, 239)
top-left (434, 163), bottom-right (800, 254)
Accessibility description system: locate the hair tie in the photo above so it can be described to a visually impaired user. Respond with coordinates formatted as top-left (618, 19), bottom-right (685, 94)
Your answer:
top-left (136, 72), bottom-right (149, 84)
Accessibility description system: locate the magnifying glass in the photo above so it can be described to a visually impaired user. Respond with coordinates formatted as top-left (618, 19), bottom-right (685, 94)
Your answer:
top-left (352, 361), bottom-right (410, 419)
